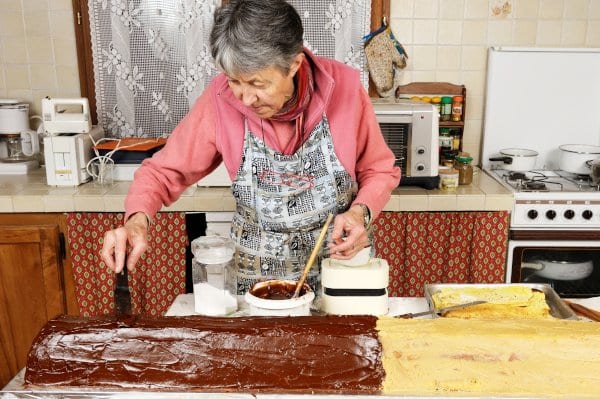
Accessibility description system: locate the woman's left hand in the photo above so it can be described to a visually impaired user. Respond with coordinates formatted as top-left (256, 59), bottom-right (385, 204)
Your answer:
top-left (327, 205), bottom-right (369, 259)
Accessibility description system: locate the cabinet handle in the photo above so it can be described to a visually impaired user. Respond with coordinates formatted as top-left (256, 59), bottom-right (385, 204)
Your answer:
top-left (59, 232), bottom-right (66, 260)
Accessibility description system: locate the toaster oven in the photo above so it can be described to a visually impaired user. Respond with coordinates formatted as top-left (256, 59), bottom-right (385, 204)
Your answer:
top-left (373, 99), bottom-right (439, 189)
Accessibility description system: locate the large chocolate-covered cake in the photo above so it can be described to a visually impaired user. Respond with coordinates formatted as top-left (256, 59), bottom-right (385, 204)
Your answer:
top-left (25, 315), bottom-right (384, 394)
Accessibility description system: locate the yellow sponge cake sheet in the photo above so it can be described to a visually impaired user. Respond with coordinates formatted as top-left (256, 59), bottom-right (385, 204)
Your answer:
top-left (377, 317), bottom-right (600, 398)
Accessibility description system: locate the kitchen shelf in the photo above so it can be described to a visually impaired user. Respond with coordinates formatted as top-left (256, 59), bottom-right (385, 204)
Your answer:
top-left (395, 82), bottom-right (467, 155)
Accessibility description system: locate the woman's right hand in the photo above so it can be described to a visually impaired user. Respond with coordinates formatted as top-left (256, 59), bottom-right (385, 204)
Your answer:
top-left (100, 212), bottom-right (149, 273)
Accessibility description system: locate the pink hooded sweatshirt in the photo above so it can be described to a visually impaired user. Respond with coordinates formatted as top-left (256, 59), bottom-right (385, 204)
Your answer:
top-left (125, 49), bottom-right (400, 221)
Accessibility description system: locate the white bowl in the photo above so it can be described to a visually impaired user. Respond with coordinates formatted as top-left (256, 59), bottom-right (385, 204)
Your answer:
top-left (245, 280), bottom-right (315, 316)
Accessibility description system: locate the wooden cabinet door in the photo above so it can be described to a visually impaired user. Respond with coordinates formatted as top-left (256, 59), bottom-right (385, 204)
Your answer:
top-left (0, 225), bottom-right (65, 387)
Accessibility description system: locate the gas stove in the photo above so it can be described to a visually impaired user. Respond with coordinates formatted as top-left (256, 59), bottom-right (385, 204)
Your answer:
top-left (485, 168), bottom-right (600, 230)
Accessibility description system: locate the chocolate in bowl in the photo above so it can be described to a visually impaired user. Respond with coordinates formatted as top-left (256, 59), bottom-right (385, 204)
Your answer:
top-left (249, 279), bottom-right (310, 299)
top-left (245, 279), bottom-right (315, 316)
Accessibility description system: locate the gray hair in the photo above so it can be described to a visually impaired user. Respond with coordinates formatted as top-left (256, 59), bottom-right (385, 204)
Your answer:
top-left (210, 0), bottom-right (304, 76)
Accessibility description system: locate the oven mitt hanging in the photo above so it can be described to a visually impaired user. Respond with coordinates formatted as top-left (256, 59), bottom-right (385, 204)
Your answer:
top-left (364, 26), bottom-right (408, 97)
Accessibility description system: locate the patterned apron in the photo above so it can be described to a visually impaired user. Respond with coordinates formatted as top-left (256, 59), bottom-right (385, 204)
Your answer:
top-left (230, 116), bottom-right (357, 294)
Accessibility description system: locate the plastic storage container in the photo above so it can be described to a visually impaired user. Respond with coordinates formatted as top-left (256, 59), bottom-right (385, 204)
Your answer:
top-left (438, 167), bottom-right (459, 191)
top-left (191, 235), bottom-right (237, 316)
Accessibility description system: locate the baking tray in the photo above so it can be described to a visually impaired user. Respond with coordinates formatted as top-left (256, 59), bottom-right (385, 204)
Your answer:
top-left (424, 283), bottom-right (577, 320)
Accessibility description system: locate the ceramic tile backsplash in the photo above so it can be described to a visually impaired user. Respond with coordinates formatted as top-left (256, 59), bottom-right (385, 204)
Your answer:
top-left (390, 0), bottom-right (600, 164)
top-left (0, 0), bottom-right (79, 123)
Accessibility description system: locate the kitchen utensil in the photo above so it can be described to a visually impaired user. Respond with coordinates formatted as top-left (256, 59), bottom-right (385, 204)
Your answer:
top-left (558, 144), bottom-right (600, 175)
top-left (521, 259), bottom-right (594, 281)
top-left (564, 300), bottom-right (600, 322)
top-left (396, 300), bottom-right (486, 318)
top-left (41, 97), bottom-right (92, 134)
top-left (114, 263), bottom-right (132, 316)
top-left (489, 148), bottom-right (538, 172)
top-left (292, 213), bottom-right (334, 298)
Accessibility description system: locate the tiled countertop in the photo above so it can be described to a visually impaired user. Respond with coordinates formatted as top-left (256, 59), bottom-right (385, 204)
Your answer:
top-left (0, 167), bottom-right (513, 213)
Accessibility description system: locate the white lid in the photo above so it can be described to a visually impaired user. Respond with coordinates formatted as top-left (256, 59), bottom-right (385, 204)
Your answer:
top-left (191, 235), bottom-right (235, 264)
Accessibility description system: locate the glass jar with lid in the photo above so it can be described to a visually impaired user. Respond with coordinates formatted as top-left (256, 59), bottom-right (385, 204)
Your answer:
top-left (455, 154), bottom-right (474, 185)
top-left (191, 235), bottom-right (238, 316)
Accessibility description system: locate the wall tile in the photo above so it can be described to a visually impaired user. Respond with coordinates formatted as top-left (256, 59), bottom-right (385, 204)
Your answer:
top-left (49, 10), bottom-right (75, 38)
top-left (52, 37), bottom-right (78, 66)
top-left (439, 0), bottom-right (465, 19)
top-left (514, 0), bottom-right (539, 18)
top-left (4, 64), bottom-right (30, 90)
top-left (438, 20), bottom-right (463, 45)
top-left (390, 19), bottom-right (413, 43)
top-left (26, 36), bottom-right (54, 64)
top-left (411, 46), bottom-right (437, 70)
top-left (460, 46), bottom-right (486, 70)
top-left (563, 0), bottom-right (589, 18)
top-left (24, 11), bottom-right (51, 37)
top-left (49, 0), bottom-right (73, 11)
top-left (587, 21), bottom-right (600, 46)
top-left (29, 63), bottom-right (56, 89)
top-left (391, 0), bottom-right (414, 18)
top-left (413, 19), bottom-right (438, 44)
top-left (436, 46), bottom-right (461, 69)
top-left (0, 11), bottom-right (26, 37)
top-left (536, 20), bottom-right (563, 45)
top-left (487, 20), bottom-right (513, 45)
top-left (414, 0), bottom-right (439, 19)
top-left (464, 0), bottom-right (488, 19)
top-left (462, 20), bottom-right (487, 44)
top-left (590, 0), bottom-right (600, 19)
top-left (560, 20), bottom-right (587, 45)
top-left (539, 0), bottom-right (564, 19)
top-left (513, 20), bottom-right (538, 45)
top-left (23, 0), bottom-right (49, 12)
top-left (3, 37), bottom-right (29, 63)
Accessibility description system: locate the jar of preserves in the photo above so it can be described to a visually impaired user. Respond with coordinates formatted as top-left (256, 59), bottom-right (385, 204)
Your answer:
top-left (438, 167), bottom-right (459, 191)
top-left (440, 96), bottom-right (452, 121)
top-left (455, 154), bottom-right (473, 185)
top-left (451, 95), bottom-right (463, 122)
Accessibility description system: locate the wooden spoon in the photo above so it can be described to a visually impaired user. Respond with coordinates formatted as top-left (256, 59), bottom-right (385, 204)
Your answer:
top-left (292, 213), bottom-right (334, 298)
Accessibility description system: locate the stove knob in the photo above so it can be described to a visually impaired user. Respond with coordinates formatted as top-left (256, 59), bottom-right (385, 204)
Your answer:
top-left (582, 210), bottom-right (593, 220)
top-left (527, 210), bottom-right (538, 220)
top-left (564, 210), bottom-right (575, 219)
top-left (545, 210), bottom-right (556, 220)
top-left (416, 163), bottom-right (425, 171)
top-left (416, 146), bottom-right (426, 155)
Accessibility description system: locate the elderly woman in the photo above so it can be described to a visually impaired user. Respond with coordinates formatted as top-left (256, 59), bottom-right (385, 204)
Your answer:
top-left (101, 0), bottom-right (400, 293)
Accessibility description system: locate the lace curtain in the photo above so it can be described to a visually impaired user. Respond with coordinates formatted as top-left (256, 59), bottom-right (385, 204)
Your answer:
top-left (88, 0), bottom-right (371, 138)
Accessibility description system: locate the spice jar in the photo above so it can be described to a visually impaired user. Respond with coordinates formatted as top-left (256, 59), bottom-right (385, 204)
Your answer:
top-left (439, 128), bottom-right (452, 151)
top-left (455, 154), bottom-right (474, 185)
top-left (431, 96), bottom-right (441, 117)
top-left (438, 167), bottom-right (459, 191)
top-left (451, 95), bottom-right (463, 122)
top-left (440, 96), bottom-right (452, 121)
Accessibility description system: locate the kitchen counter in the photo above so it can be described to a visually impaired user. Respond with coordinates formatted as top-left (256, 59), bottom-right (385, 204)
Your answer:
top-left (0, 167), bottom-right (512, 213)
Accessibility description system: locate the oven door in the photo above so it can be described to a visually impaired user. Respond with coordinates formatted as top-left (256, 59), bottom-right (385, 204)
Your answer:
top-left (507, 230), bottom-right (600, 298)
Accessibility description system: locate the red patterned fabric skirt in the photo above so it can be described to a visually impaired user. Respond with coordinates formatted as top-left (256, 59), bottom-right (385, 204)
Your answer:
top-left (66, 212), bottom-right (188, 317)
top-left (373, 211), bottom-right (509, 297)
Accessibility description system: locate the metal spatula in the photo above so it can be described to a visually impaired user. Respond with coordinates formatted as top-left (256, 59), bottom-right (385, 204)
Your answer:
top-left (114, 264), bottom-right (132, 316)
top-left (396, 300), bottom-right (486, 318)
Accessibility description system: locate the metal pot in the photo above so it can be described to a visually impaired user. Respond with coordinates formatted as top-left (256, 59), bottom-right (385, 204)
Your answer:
top-left (489, 148), bottom-right (538, 172)
top-left (522, 259), bottom-right (594, 281)
top-left (558, 144), bottom-right (600, 175)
